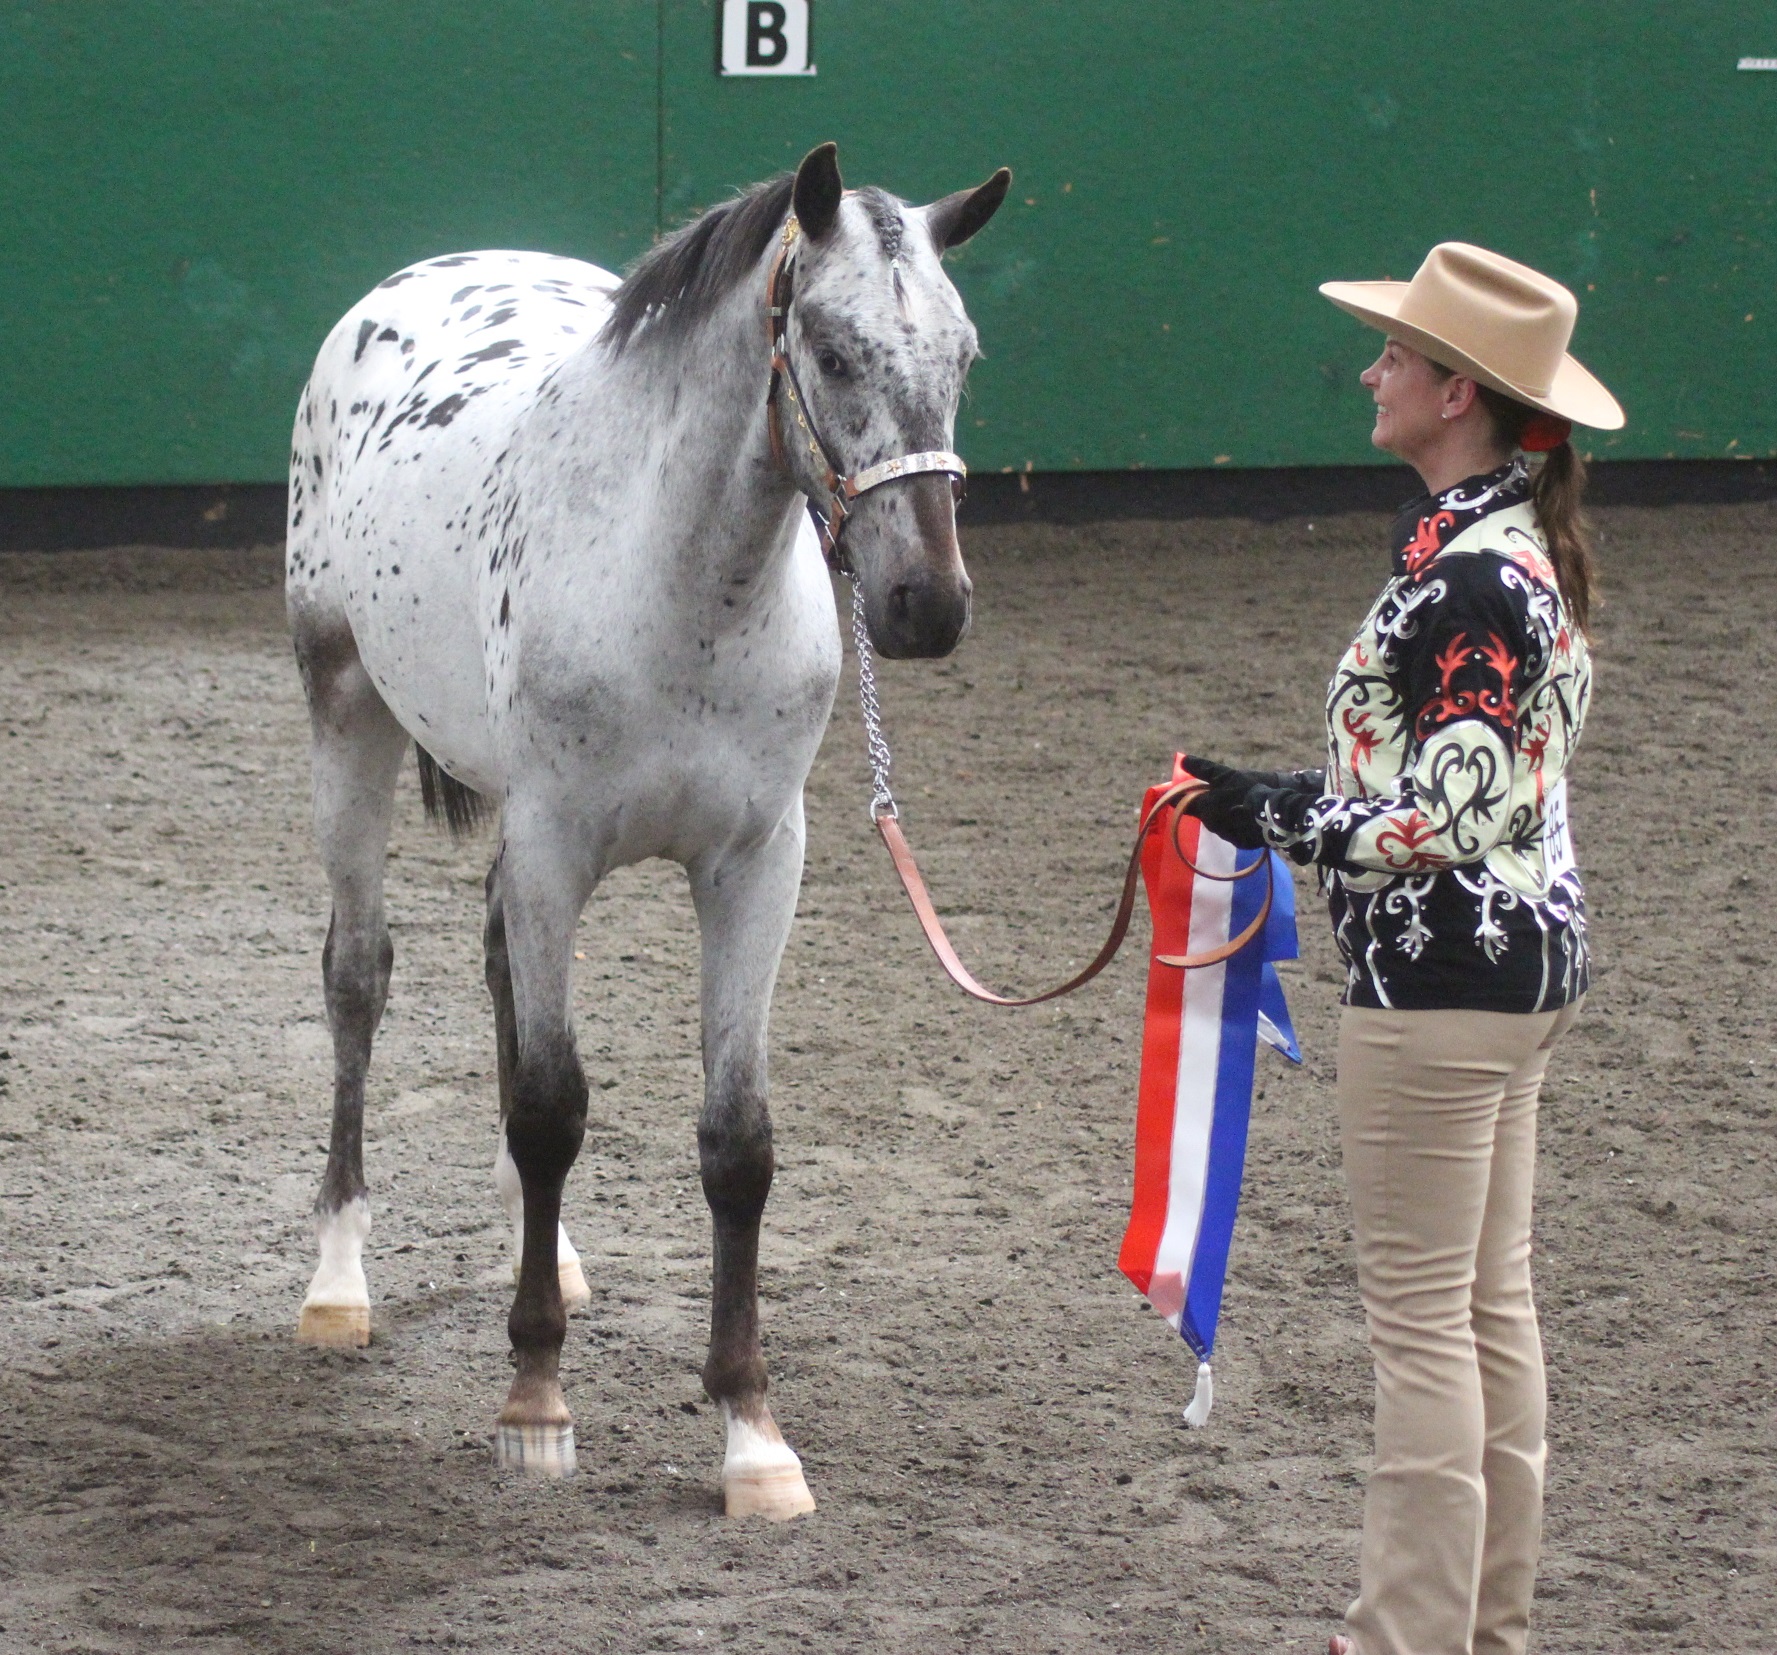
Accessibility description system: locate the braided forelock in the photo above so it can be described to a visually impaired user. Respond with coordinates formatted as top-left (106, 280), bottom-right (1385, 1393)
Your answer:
top-left (854, 187), bottom-right (906, 263)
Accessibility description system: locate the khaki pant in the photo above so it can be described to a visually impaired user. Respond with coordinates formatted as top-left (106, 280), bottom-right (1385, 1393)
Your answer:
top-left (1337, 1001), bottom-right (1581, 1655)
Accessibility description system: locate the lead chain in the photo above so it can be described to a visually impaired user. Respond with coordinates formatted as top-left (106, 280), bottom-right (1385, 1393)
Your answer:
top-left (848, 576), bottom-right (898, 820)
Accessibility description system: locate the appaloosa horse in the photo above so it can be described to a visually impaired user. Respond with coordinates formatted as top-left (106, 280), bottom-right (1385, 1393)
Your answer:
top-left (284, 143), bottom-right (1009, 1518)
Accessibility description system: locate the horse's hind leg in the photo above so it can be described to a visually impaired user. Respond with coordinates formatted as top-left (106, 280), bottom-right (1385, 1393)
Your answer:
top-left (486, 868), bottom-right (591, 1309)
top-left (291, 616), bottom-right (409, 1347)
top-left (690, 803), bottom-right (816, 1521)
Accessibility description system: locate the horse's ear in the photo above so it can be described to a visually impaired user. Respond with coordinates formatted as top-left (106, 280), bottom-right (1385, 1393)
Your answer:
top-left (926, 168), bottom-right (1012, 252)
top-left (793, 142), bottom-right (844, 241)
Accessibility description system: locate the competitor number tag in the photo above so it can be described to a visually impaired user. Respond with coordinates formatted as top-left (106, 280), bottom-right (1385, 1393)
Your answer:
top-left (1543, 777), bottom-right (1576, 880)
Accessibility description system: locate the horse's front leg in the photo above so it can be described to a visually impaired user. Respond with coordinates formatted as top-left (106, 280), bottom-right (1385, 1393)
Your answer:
top-left (485, 827), bottom-right (592, 1478)
top-left (690, 803), bottom-right (816, 1521)
top-left (486, 864), bottom-right (592, 1310)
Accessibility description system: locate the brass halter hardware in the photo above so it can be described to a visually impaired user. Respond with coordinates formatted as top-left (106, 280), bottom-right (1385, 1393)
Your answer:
top-left (764, 216), bottom-right (967, 571)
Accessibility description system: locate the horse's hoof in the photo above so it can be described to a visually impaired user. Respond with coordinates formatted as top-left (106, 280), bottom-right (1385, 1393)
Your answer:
top-left (559, 1256), bottom-right (592, 1308)
top-left (296, 1302), bottom-right (370, 1348)
top-left (720, 1408), bottom-right (815, 1520)
top-left (494, 1420), bottom-right (577, 1478)
top-left (724, 1460), bottom-right (816, 1521)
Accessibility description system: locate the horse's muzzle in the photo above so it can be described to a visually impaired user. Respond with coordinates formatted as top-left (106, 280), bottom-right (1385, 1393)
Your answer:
top-left (856, 478), bottom-right (973, 659)
top-left (867, 567), bottom-right (972, 659)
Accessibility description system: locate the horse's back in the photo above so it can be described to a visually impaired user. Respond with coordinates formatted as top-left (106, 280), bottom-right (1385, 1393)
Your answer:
top-left (287, 251), bottom-right (618, 784)
top-left (292, 248), bottom-right (616, 519)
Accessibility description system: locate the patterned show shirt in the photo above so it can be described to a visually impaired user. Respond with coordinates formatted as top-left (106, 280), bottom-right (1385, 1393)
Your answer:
top-left (1261, 458), bottom-right (1591, 1012)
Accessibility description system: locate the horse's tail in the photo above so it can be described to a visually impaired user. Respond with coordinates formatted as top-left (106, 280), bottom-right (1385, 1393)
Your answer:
top-left (415, 745), bottom-right (496, 839)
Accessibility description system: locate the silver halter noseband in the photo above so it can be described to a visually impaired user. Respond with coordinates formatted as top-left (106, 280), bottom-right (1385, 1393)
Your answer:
top-left (764, 216), bottom-right (966, 570)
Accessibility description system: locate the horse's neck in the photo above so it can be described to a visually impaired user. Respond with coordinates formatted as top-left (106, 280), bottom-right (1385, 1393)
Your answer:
top-left (569, 279), bottom-right (803, 601)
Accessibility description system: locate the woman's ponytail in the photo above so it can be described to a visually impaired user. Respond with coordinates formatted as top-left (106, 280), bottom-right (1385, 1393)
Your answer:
top-left (1528, 439), bottom-right (1595, 633)
top-left (1475, 385), bottom-right (1597, 633)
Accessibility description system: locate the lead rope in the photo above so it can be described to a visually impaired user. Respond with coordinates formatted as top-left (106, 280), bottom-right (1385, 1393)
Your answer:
top-left (848, 575), bottom-right (898, 820)
top-left (845, 576), bottom-right (1274, 1004)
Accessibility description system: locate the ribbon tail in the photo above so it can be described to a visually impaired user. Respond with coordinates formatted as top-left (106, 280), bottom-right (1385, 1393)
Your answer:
top-left (1257, 962), bottom-right (1302, 1064)
top-left (1182, 1361), bottom-right (1214, 1429)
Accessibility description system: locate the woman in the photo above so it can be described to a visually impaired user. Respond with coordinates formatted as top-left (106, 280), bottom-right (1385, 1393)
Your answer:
top-left (1184, 242), bottom-right (1623, 1655)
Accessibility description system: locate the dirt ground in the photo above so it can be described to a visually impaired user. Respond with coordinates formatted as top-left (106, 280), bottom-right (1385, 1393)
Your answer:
top-left (0, 504), bottom-right (1771, 1654)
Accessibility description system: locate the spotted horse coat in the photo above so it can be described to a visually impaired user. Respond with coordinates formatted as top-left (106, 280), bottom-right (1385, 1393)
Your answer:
top-left (279, 145), bottom-right (1012, 1515)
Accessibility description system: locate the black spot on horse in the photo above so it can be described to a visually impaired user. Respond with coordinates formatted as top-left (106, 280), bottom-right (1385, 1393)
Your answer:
top-left (354, 319), bottom-right (375, 362)
top-left (499, 591), bottom-right (511, 627)
top-left (460, 339), bottom-right (523, 366)
top-left (422, 394), bottom-right (470, 428)
top-left (377, 327), bottom-right (399, 343)
top-left (451, 286), bottom-right (481, 304)
top-left (478, 307), bottom-right (518, 330)
top-left (429, 255), bottom-right (475, 267)
top-left (378, 270), bottom-right (419, 288)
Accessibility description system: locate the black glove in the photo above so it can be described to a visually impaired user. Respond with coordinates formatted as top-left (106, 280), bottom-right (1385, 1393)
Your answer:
top-left (1179, 755), bottom-right (1270, 849)
top-left (1180, 756), bottom-right (1327, 851)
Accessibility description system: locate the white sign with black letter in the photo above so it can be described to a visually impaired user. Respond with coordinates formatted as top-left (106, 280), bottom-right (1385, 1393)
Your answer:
top-left (719, 0), bottom-right (815, 76)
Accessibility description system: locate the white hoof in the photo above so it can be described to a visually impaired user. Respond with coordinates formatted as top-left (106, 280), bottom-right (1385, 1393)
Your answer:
top-left (299, 1197), bottom-right (371, 1347)
top-left (721, 1406), bottom-right (816, 1521)
top-left (559, 1255), bottom-right (592, 1307)
top-left (506, 1229), bottom-right (591, 1307)
top-left (494, 1421), bottom-right (577, 1478)
top-left (296, 1301), bottom-right (370, 1348)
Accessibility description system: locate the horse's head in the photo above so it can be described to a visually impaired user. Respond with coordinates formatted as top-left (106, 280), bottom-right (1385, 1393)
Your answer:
top-left (776, 143), bottom-right (1009, 660)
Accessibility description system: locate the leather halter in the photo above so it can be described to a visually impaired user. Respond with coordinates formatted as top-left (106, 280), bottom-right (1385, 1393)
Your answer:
top-left (765, 216), bottom-right (967, 570)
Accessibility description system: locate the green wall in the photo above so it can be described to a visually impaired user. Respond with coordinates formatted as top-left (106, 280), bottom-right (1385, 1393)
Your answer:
top-left (6, 2), bottom-right (1776, 486)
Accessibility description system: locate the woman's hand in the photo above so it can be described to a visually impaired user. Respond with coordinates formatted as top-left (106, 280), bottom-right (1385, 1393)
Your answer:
top-left (1179, 755), bottom-right (1270, 849)
top-left (1180, 755), bottom-right (1328, 851)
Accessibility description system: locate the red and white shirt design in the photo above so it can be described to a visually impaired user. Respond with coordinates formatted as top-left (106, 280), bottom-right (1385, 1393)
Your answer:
top-left (1261, 459), bottom-right (1591, 1012)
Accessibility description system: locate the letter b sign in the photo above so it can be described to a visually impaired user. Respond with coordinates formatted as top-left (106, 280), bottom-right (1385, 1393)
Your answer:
top-left (719, 0), bottom-right (815, 76)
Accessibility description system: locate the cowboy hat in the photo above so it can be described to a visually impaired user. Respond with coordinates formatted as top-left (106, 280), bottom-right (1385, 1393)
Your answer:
top-left (1320, 241), bottom-right (1624, 430)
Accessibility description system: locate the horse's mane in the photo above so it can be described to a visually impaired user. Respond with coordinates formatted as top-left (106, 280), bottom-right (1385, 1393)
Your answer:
top-left (601, 174), bottom-right (797, 353)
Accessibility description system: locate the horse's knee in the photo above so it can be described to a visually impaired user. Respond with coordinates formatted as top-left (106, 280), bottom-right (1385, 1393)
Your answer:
top-left (699, 1084), bottom-right (774, 1223)
top-left (506, 1036), bottom-right (587, 1185)
top-left (321, 912), bottom-right (392, 1042)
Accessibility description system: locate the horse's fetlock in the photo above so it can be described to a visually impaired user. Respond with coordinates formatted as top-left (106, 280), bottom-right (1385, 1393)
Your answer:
top-left (509, 1298), bottom-right (568, 1353)
top-left (702, 1351), bottom-right (769, 1406)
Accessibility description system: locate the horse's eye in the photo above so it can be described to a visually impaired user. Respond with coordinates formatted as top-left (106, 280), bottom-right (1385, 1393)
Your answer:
top-left (815, 348), bottom-right (848, 379)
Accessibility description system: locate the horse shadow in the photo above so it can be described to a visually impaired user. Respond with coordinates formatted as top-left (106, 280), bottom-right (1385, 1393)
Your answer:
top-left (0, 1293), bottom-right (750, 1652)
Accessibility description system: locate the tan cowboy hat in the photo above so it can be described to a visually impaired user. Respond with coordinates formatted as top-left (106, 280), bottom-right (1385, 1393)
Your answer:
top-left (1320, 241), bottom-right (1624, 430)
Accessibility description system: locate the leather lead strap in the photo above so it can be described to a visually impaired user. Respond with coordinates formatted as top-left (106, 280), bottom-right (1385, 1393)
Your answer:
top-left (874, 780), bottom-right (1275, 1007)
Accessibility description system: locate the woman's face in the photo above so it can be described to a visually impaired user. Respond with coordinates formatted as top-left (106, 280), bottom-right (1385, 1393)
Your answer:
top-left (1359, 338), bottom-right (1449, 458)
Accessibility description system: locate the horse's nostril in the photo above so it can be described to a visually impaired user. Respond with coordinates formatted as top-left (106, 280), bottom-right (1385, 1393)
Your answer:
top-left (959, 573), bottom-right (974, 601)
top-left (889, 583), bottom-right (915, 620)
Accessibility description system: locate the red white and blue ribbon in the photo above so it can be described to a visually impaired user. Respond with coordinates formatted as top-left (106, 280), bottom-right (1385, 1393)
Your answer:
top-left (1118, 763), bottom-right (1300, 1426)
